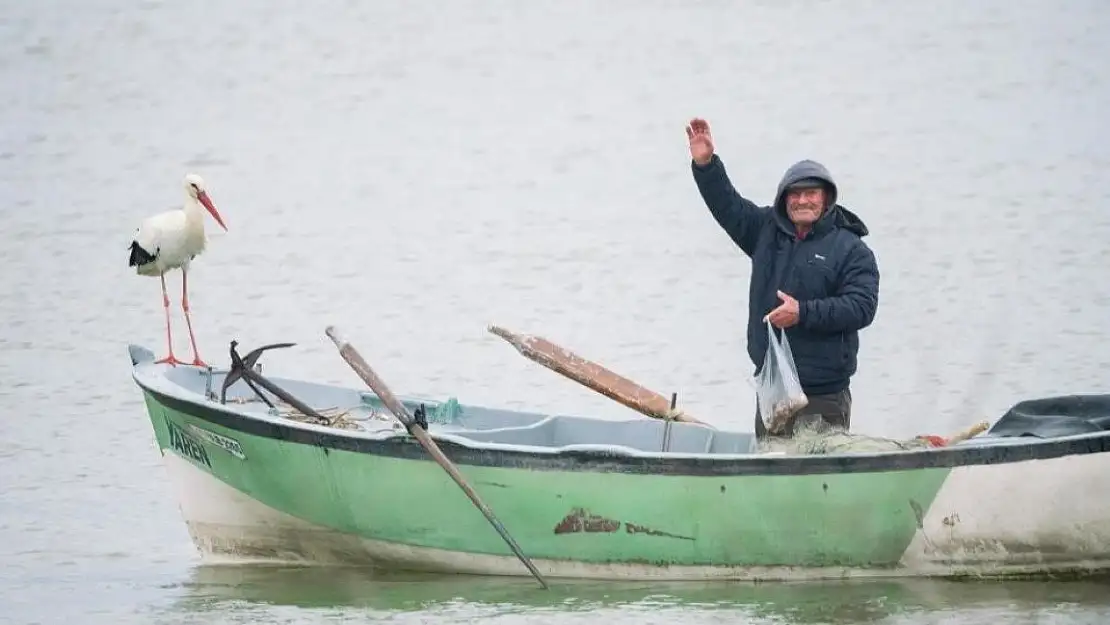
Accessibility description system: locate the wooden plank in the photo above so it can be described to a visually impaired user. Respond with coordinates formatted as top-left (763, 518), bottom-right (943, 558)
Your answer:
top-left (488, 325), bottom-right (711, 428)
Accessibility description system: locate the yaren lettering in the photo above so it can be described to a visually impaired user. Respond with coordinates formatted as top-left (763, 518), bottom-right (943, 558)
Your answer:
top-left (165, 418), bottom-right (212, 468)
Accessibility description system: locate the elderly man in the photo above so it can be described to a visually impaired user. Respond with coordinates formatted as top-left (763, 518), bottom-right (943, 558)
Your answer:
top-left (685, 118), bottom-right (880, 438)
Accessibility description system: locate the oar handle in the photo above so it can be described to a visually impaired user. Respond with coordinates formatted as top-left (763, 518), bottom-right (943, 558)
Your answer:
top-left (326, 325), bottom-right (412, 429)
top-left (324, 325), bottom-right (346, 347)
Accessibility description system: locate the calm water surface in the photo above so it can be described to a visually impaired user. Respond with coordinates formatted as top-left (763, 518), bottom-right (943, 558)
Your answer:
top-left (2, 0), bottom-right (1109, 623)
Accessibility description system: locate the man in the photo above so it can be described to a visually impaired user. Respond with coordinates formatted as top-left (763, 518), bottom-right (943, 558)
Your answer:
top-left (685, 118), bottom-right (880, 439)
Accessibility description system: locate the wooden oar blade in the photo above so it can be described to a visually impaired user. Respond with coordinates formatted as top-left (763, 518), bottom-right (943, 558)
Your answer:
top-left (487, 325), bottom-right (708, 426)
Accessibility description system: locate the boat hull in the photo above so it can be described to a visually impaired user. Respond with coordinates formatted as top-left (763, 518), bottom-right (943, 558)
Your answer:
top-left (163, 453), bottom-right (904, 580)
top-left (142, 388), bottom-right (1110, 581)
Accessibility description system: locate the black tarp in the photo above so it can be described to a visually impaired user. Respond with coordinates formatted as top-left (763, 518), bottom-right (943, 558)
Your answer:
top-left (988, 394), bottom-right (1110, 438)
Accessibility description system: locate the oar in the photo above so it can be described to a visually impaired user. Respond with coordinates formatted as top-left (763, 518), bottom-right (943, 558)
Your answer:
top-left (324, 326), bottom-right (549, 590)
top-left (487, 325), bottom-right (712, 428)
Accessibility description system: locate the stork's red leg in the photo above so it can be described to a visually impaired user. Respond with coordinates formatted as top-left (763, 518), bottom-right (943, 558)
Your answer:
top-left (181, 267), bottom-right (208, 368)
top-left (154, 273), bottom-right (184, 366)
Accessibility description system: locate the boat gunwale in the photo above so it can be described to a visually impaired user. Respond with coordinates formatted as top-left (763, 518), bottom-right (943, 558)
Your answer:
top-left (130, 347), bottom-right (1110, 477)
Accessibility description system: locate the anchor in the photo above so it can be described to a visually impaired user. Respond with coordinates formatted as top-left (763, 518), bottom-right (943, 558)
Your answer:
top-left (220, 340), bottom-right (332, 425)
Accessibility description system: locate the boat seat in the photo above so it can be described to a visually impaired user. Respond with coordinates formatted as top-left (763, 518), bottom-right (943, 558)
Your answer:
top-left (449, 414), bottom-right (756, 455)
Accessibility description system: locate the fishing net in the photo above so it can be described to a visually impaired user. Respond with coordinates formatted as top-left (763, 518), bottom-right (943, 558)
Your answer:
top-left (755, 425), bottom-right (935, 455)
top-left (276, 404), bottom-right (365, 430)
top-left (224, 395), bottom-right (367, 430)
top-left (226, 393), bottom-right (464, 432)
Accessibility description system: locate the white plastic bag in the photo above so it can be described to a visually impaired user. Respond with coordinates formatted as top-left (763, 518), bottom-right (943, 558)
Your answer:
top-left (752, 320), bottom-right (809, 434)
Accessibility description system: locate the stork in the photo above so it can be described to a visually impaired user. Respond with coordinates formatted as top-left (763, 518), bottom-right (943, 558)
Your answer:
top-left (128, 173), bottom-right (228, 367)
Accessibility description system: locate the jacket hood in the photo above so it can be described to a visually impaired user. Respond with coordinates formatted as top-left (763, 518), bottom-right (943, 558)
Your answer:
top-left (772, 159), bottom-right (869, 238)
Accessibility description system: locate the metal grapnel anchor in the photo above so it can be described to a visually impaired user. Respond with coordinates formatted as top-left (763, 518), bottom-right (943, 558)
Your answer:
top-left (220, 340), bottom-right (331, 425)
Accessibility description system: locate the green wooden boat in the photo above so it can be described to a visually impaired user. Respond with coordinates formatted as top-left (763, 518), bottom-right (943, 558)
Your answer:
top-left (128, 339), bottom-right (1110, 582)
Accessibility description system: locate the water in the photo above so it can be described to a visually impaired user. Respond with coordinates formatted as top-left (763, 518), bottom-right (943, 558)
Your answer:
top-left (2, 0), bottom-right (1110, 622)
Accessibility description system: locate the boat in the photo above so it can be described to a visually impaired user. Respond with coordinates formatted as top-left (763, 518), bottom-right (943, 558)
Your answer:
top-left (127, 330), bottom-right (1110, 583)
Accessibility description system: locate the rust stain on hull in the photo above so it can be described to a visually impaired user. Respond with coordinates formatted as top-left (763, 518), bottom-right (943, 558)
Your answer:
top-left (553, 508), bottom-right (694, 541)
top-left (554, 508), bottom-right (620, 534)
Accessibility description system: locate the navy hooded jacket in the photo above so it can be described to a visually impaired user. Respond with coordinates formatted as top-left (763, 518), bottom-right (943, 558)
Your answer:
top-left (691, 154), bottom-right (879, 396)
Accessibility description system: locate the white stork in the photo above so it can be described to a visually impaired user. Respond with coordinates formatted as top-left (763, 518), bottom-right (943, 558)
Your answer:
top-left (128, 173), bottom-right (228, 367)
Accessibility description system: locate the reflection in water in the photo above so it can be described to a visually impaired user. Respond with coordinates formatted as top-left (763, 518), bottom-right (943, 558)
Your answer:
top-left (170, 564), bottom-right (1110, 624)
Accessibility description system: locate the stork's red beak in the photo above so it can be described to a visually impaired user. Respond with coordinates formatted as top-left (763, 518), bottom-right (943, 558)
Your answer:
top-left (197, 190), bottom-right (228, 231)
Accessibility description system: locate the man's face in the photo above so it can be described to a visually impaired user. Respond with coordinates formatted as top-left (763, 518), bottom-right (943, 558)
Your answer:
top-left (785, 186), bottom-right (826, 227)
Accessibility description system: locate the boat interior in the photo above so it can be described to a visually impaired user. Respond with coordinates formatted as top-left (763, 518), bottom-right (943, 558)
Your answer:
top-left (130, 343), bottom-right (1110, 456)
top-left (130, 344), bottom-right (757, 455)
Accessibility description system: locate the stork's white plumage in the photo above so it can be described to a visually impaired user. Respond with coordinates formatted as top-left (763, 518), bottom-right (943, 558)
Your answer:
top-left (129, 173), bottom-right (228, 367)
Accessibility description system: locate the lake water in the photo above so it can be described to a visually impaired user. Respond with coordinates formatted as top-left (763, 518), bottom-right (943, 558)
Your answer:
top-left (2, 0), bottom-right (1109, 623)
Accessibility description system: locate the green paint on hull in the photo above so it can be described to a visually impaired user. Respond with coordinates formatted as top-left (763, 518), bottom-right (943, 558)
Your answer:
top-left (143, 392), bottom-right (952, 569)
